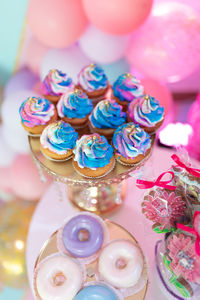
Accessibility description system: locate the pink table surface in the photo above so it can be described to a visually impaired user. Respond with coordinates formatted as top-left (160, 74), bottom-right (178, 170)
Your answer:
top-left (26, 145), bottom-right (195, 300)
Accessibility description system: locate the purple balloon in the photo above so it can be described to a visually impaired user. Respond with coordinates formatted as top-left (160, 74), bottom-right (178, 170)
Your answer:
top-left (4, 67), bottom-right (38, 97)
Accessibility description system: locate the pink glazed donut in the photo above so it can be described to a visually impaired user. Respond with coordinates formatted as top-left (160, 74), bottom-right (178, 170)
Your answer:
top-left (98, 239), bottom-right (144, 289)
top-left (34, 253), bottom-right (83, 300)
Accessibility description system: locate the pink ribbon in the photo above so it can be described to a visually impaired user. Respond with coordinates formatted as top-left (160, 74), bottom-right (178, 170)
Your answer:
top-left (136, 171), bottom-right (176, 190)
top-left (171, 154), bottom-right (200, 178)
top-left (177, 211), bottom-right (200, 256)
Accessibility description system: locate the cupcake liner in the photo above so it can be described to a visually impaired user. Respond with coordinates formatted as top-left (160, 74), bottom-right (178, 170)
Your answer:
top-left (41, 150), bottom-right (73, 162)
top-left (96, 239), bottom-right (147, 297)
top-left (115, 147), bottom-right (152, 167)
top-left (82, 281), bottom-right (124, 300)
top-left (72, 121), bottom-right (89, 130)
top-left (26, 131), bottom-right (41, 137)
top-left (72, 158), bottom-right (115, 179)
top-left (33, 252), bottom-right (86, 300)
top-left (57, 212), bottom-right (109, 265)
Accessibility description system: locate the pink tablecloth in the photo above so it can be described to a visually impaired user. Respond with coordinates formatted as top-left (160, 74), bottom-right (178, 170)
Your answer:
top-left (26, 146), bottom-right (191, 300)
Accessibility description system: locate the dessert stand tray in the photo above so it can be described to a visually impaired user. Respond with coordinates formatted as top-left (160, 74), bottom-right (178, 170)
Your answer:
top-left (34, 219), bottom-right (148, 300)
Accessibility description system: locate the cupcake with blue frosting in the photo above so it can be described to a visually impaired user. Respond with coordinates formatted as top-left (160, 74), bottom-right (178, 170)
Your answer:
top-left (128, 94), bottom-right (164, 134)
top-left (77, 63), bottom-right (109, 103)
top-left (40, 120), bottom-right (78, 161)
top-left (73, 133), bottom-right (114, 178)
top-left (112, 73), bottom-right (144, 110)
top-left (89, 99), bottom-right (127, 139)
top-left (112, 123), bottom-right (152, 165)
top-left (42, 69), bottom-right (74, 103)
top-left (57, 89), bottom-right (93, 128)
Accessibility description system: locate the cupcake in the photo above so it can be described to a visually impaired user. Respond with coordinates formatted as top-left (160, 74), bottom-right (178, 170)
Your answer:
top-left (112, 122), bottom-right (152, 165)
top-left (77, 63), bottom-right (109, 103)
top-left (57, 89), bottom-right (93, 128)
top-left (42, 69), bottom-right (74, 103)
top-left (128, 94), bottom-right (164, 134)
top-left (112, 73), bottom-right (144, 110)
top-left (40, 120), bottom-right (78, 161)
top-left (19, 96), bottom-right (57, 135)
top-left (73, 133), bottom-right (114, 178)
top-left (89, 99), bottom-right (127, 139)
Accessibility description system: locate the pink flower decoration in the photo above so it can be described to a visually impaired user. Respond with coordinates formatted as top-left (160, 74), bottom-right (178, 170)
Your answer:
top-left (142, 189), bottom-right (186, 230)
top-left (168, 234), bottom-right (200, 284)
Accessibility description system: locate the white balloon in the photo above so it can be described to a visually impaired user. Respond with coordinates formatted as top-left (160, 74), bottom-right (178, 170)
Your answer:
top-left (2, 89), bottom-right (39, 133)
top-left (0, 126), bottom-right (16, 167)
top-left (40, 44), bottom-right (90, 83)
top-left (2, 125), bottom-right (30, 154)
top-left (79, 25), bottom-right (130, 64)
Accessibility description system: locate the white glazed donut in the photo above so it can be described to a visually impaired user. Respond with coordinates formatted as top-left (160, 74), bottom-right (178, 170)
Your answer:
top-left (34, 253), bottom-right (83, 300)
top-left (98, 239), bottom-right (143, 288)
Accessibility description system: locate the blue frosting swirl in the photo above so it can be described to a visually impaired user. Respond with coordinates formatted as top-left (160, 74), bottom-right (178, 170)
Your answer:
top-left (128, 95), bottom-right (164, 127)
top-left (57, 89), bottom-right (93, 119)
top-left (40, 121), bottom-right (78, 154)
top-left (112, 123), bottom-right (151, 159)
top-left (90, 99), bottom-right (127, 129)
top-left (73, 133), bottom-right (113, 169)
top-left (113, 73), bottom-right (144, 102)
top-left (78, 63), bottom-right (108, 92)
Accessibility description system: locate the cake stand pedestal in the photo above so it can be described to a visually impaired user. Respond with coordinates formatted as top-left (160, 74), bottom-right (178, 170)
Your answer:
top-left (29, 136), bottom-right (153, 215)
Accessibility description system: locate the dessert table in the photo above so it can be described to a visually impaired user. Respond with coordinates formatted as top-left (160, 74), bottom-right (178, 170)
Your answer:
top-left (26, 145), bottom-right (191, 300)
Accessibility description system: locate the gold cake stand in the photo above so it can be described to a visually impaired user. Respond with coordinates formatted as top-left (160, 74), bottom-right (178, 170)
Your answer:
top-left (29, 134), bottom-right (154, 215)
top-left (34, 219), bottom-right (148, 300)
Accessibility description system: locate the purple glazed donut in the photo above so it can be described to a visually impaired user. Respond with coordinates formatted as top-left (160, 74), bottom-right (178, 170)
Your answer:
top-left (62, 214), bottom-right (104, 258)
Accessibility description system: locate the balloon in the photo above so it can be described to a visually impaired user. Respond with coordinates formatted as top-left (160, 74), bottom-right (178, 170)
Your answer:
top-left (82, 0), bottom-right (153, 35)
top-left (1, 126), bottom-right (30, 154)
top-left (101, 59), bottom-right (130, 84)
top-left (4, 68), bottom-right (38, 98)
top-left (0, 126), bottom-right (16, 167)
top-left (25, 36), bottom-right (49, 75)
top-left (126, 2), bottom-right (200, 82)
top-left (140, 78), bottom-right (173, 116)
top-left (40, 44), bottom-right (90, 83)
top-left (28, 0), bottom-right (88, 48)
top-left (79, 25), bottom-right (130, 64)
top-left (0, 166), bottom-right (14, 200)
top-left (2, 89), bottom-right (39, 135)
top-left (10, 154), bottom-right (51, 201)
top-left (0, 200), bottom-right (36, 288)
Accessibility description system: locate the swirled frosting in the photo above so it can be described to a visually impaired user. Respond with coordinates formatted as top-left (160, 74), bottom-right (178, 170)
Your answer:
top-left (19, 97), bottom-right (55, 127)
top-left (78, 63), bottom-right (108, 92)
top-left (73, 134), bottom-right (113, 169)
top-left (57, 89), bottom-right (93, 119)
top-left (40, 121), bottom-right (78, 154)
top-left (112, 123), bottom-right (151, 159)
top-left (128, 95), bottom-right (164, 127)
top-left (42, 69), bottom-right (74, 96)
top-left (90, 99), bottom-right (127, 129)
top-left (113, 73), bottom-right (144, 102)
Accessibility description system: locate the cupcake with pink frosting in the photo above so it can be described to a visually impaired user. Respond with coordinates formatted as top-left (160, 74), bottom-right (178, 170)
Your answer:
top-left (112, 122), bottom-right (152, 165)
top-left (19, 96), bottom-right (57, 135)
top-left (42, 69), bottom-right (74, 103)
top-left (77, 63), bottom-right (109, 104)
top-left (112, 73), bottom-right (144, 110)
top-left (128, 95), bottom-right (164, 134)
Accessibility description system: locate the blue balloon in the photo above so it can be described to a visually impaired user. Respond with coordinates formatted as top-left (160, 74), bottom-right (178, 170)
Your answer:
top-left (101, 58), bottom-right (130, 84)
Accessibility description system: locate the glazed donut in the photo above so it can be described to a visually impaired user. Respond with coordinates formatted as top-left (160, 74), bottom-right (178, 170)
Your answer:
top-left (61, 213), bottom-right (104, 258)
top-left (34, 254), bottom-right (83, 300)
top-left (98, 239), bottom-right (143, 288)
top-left (74, 283), bottom-right (120, 300)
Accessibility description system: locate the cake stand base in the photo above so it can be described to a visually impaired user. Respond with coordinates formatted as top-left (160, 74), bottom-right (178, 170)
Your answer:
top-left (67, 181), bottom-right (127, 215)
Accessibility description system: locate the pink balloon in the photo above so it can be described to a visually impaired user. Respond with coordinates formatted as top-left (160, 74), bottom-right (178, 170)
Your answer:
top-left (25, 36), bottom-right (49, 75)
top-left (10, 155), bottom-right (51, 201)
top-left (82, 0), bottom-right (153, 35)
top-left (140, 78), bottom-right (174, 116)
top-left (126, 2), bottom-right (200, 82)
top-left (0, 166), bottom-right (13, 192)
top-left (28, 0), bottom-right (88, 48)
